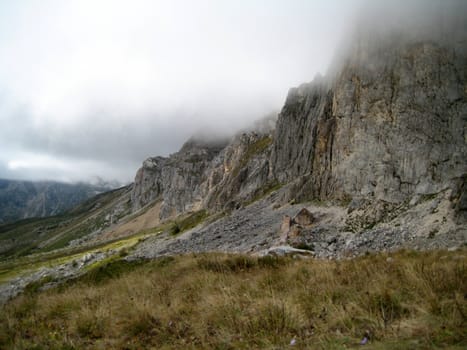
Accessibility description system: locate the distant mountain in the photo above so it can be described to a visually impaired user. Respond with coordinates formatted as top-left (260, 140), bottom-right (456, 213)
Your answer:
top-left (0, 179), bottom-right (118, 224)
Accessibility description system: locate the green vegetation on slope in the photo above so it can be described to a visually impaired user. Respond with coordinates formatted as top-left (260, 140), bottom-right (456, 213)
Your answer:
top-left (244, 180), bottom-right (283, 207)
top-left (169, 210), bottom-right (209, 235)
top-left (232, 135), bottom-right (272, 177)
top-left (0, 186), bottom-right (131, 260)
top-left (0, 202), bottom-right (210, 286)
top-left (1, 250), bottom-right (465, 349)
top-left (0, 219), bottom-right (165, 285)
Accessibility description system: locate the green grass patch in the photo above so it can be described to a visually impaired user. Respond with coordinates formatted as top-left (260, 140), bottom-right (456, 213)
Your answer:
top-left (24, 275), bottom-right (56, 295)
top-left (0, 186), bottom-right (131, 260)
top-left (169, 210), bottom-right (209, 236)
top-left (244, 181), bottom-right (283, 206)
top-left (78, 258), bottom-right (146, 285)
top-left (0, 224), bottom-right (160, 284)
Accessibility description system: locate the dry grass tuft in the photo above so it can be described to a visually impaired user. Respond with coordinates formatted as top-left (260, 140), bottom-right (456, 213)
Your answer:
top-left (0, 249), bottom-right (466, 349)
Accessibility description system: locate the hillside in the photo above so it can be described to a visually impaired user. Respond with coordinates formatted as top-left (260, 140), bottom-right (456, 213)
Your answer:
top-left (0, 185), bottom-right (132, 260)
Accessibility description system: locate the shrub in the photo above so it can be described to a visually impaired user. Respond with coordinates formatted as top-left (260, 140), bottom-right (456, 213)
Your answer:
top-left (293, 242), bottom-right (314, 251)
top-left (169, 223), bottom-right (181, 235)
top-left (24, 275), bottom-right (55, 295)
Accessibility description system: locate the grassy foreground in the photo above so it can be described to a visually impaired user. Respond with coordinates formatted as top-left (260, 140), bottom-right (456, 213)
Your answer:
top-left (0, 250), bottom-right (465, 349)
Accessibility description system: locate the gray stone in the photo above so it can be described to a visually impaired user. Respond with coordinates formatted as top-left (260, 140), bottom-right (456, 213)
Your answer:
top-left (270, 33), bottom-right (467, 206)
top-left (293, 208), bottom-right (315, 226)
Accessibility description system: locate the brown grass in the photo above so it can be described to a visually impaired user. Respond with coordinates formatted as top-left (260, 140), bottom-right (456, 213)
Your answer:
top-left (98, 201), bottom-right (163, 242)
top-left (0, 250), bottom-right (466, 349)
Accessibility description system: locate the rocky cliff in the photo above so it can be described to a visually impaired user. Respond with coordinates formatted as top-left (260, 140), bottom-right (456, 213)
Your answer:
top-left (131, 138), bottom-right (228, 219)
top-left (271, 39), bottom-right (466, 206)
top-left (130, 8), bottom-right (466, 225)
top-left (131, 130), bottom-right (276, 220)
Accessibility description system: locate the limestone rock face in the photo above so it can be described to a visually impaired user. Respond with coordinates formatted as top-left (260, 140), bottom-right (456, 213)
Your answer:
top-left (271, 37), bottom-right (467, 204)
top-left (131, 156), bottom-right (168, 211)
top-left (271, 79), bottom-right (335, 202)
top-left (131, 129), bottom-right (274, 220)
top-left (203, 132), bottom-right (272, 212)
top-left (131, 139), bottom-right (226, 219)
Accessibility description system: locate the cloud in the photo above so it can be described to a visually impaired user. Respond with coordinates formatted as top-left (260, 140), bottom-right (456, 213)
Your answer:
top-left (3, 151), bottom-right (130, 183)
top-left (0, 0), bottom-right (363, 183)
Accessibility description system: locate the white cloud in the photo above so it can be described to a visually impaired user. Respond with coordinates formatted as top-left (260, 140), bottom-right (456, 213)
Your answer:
top-left (0, 0), bottom-right (361, 182)
top-left (4, 151), bottom-right (132, 183)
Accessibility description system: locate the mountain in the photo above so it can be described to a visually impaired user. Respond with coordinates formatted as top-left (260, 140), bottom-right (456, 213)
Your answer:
top-left (129, 33), bottom-right (467, 227)
top-left (0, 179), bottom-right (118, 224)
top-left (1, 4), bottom-right (466, 348)
top-left (2, 7), bottom-right (466, 261)
top-left (0, 0), bottom-right (466, 306)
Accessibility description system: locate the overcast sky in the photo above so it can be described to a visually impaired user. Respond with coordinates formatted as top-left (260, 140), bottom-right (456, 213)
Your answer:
top-left (0, 0), bottom-right (366, 183)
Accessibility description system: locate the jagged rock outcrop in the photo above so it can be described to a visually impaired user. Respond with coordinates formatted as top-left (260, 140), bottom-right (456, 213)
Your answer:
top-left (270, 79), bottom-right (336, 200)
top-left (132, 31), bottom-right (467, 221)
top-left (271, 27), bottom-right (467, 206)
top-left (131, 139), bottom-right (227, 219)
top-left (203, 132), bottom-right (273, 212)
top-left (279, 208), bottom-right (315, 245)
top-left (131, 129), bottom-right (276, 219)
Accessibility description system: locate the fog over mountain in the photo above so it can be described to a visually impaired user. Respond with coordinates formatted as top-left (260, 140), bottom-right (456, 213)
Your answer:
top-left (0, 0), bottom-right (462, 183)
top-left (0, 0), bottom-right (364, 183)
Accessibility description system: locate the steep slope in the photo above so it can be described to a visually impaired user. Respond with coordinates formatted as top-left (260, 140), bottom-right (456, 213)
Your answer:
top-left (203, 132), bottom-right (275, 212)
top-left (0, 179), bottom-right (117, 224)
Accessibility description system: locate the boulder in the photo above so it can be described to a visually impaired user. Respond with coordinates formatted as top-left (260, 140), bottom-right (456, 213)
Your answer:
top-left (293, 208), bottom-right (315, 226)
